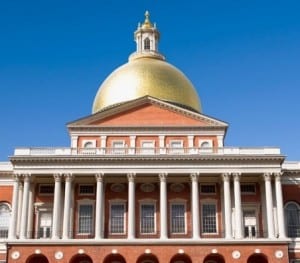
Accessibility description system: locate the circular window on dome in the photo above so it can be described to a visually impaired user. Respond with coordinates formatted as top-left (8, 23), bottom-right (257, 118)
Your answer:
top-left (111, 183), bottom-right (125, 193)
top-left (170, 183), bottom-right (185, 193)
top-left (140, 183), bottom-right (155, 193)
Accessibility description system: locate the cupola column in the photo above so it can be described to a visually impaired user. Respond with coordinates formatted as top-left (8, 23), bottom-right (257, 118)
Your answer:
top-left (62, 173), bottom-right (73, 239)
top-left (191, 173), bottom-right (200, 239)
top-left (19, 174), bottom-right (31, 239)
top-left (222, 173), bottom-right (232, 239)
top-left (127, 173), bottom-right (136, 239)
top-left (95, 173), bottom-right (104, 239)
top-left (274, 172), bottom-right (286, 238)
top-left (159, 173), bottom-right (168, 239)
top-left (233, 173), bottom-right (243, 239)
top-left (52, 173), bottom-right (62, 239)
top-left (8, 174), bottom-right (20, 239)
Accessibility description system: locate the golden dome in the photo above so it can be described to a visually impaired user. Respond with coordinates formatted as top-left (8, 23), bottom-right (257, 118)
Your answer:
top-left (92, 12), bottom-right (202, 114)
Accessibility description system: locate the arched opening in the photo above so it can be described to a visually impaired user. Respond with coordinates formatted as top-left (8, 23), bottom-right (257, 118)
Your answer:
top-left (285, 201), bottom-right (300, 237)
top-left (170, 253), bottom-right (192, 263)
top-left (26, 254), bottom-right (49, 263)
top-left (203, 253), bottom-right (225, 263)
top-left (247, 253), bottom-right (268, 263)
top-left (103, 253), bottom-right (126, 263)
top-left (69, 254), bottom-right (93, 263)
top-left (144, 37), bottom-right (151, 50)
top-left (0, 202), bottom-right (11, 238)
top-left (137, 254), bottom-right (159, 263)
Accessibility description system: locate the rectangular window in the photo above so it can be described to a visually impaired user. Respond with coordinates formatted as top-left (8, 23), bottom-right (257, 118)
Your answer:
top-left (171, 203), bottom-right (185, 234)
top-left (39, 184), bottom-right (54, 195)
top-left (200, 184), bottom-right (216, 194)
top-left (79, 185), bottom-right (95, 195)
top-left (78, 204), bottom-right (93, 234)
top-left (38, 211), bottom-right (52, 238)
top-left (169, 140), bottom-right (184, 154)
top-left (110, 203), bottom-right (125, 234)
top-left (112, 141), bottom-right (125, 154)
top-left (140, 203), bottom-right (155, 234)
top-left (241, 184), bottom-right (256, 194)
top-left (140, 141), bottom-right (155, 154)
top-left (202, 203), bottom-right (217, 233)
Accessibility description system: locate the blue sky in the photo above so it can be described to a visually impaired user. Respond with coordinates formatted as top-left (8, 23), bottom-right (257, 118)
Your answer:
top-left (0, 1), bottom-right (299, 161)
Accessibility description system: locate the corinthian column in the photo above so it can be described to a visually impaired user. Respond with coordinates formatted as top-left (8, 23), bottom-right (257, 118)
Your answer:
top-left (127, 173), bottom-right (136, 239)
top-left (62, 173), bottom-right (73, 239)
top-left (159, 173), bottom-right (168, 239)
top-left (52, 173), bottom-right (62, 239)
top-left (190, 173), bottom-right (200, 239)
top-left (233, 173), bottom-right (242, 239)
top-left (95, 173), bottom-right (104, 239)
top-left (222, 173), bottom-right (232, 239)
top-left (19, 174), bottom-right (31, 239)
top-left (8, 174), bottom-right (20, 239)
top-left (274, 173), bottom-right (286, 238)
top-left (263, 173), bottom-right (275, 238)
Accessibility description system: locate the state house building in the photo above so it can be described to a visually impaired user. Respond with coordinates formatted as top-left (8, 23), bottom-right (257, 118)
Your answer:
top-left (1, 12), bottom-right (300, 263)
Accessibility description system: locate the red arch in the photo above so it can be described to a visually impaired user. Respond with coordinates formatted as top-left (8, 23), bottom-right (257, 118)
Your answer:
top-left (69, 254), bottom-right (93, 263)
top-left (170, 253), bottom-right (192, 263)
top-left (26, 254), bottom-right (49, 263)
top-left (247, 253), bottom-right (268, 263)
top-left (103, 253), bottom-right (126, 263)
top-left (203, 253), bottom-right (225, 263)
top-left (136, 254), bottom-right (159, 263)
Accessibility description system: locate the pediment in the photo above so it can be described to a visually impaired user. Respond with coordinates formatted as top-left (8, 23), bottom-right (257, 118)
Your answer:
top-left (68, 96), bottom-right (228, 129)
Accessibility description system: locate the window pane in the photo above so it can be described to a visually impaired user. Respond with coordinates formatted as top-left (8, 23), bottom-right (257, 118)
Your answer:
top-left (141, 204), bottom-right (155, 233)
top-left (0, 203), bottom-right (10, 238)
top-left (202, 204), bottom-right (217, 233)
top-left (171, 204), bottom-right (185, 233)
top-left (79, 204), bottom-right (93, 234)
top-left (286, 203), bottom-right (300, 237)
top-left (110, 204), bottom-right (125, 234)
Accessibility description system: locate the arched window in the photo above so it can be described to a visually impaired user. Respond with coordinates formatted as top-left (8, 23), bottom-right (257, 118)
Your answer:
top-left (84, 141), bottom-right (94, 148)
top-left (0, 202), bottom-right (11, 238)
top-left (285, 202), bottom-right (300, 237)
top-left (144, 38), bottom-right (150, 50)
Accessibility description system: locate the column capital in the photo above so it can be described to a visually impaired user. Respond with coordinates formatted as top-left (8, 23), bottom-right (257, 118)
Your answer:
top-left (222, 173), bottom-right (231, 182)
top-left (159, 172), bottom-right (168, 182)
top-left (12, 173), bottom-right (21, 182)
top-left (53, 173), bottom-right (62, 182)
top-left (22, 173), bottom-right (31, 182)
top-left (127, 173), bottom-right (136, 182)
top-left (95, 173), bottom-right (104, 182)
top-left (262, 172), bottom-right (272, 181)
top-left (274, 172), bottom-right (283, 181)
top-left (232, 172), bottom-right (241, 181)
top-left (64, 173), bottom-right (74, 182)
top-left (190, 173), bottom-right (199, 182)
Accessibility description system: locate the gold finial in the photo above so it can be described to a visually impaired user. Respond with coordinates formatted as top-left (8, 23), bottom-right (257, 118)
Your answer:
top-left (142, 10), bottom-right (153, 28)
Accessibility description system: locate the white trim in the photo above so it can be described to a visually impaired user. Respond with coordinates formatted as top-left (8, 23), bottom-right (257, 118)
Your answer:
top-left (199, 139), bottom-right (213, 153)
top-left (200, 199), bottom-right (218, 235)
top-left (109, 200), bottom-right (126, 235)
top-left (139, 199), bottom-right (156, 235)
top-left (77, 200), bottom-right (95, 236)
top-left (78, 184), bottom-right (95, 196)
top-left (169, 200), bottom-right (187, 235)
top-left (140, 140), bottom-right (155, 154)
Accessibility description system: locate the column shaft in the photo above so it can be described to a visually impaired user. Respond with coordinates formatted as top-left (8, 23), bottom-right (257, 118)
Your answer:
top-left (264, 173), bottom-right (275, 238)
top-left (19, 174), bottom-right (31, 239)
top-left (52, 174), bottom-right (62, 239)
top-left (95, 173), bottom-right (104, 239)
top-left (127, 173), bottom-right (136, 239)
top-left (275, 173), bottom-right (286, 238)
top-left (223, 173), bottom-right (232, 239)
top-left (191, 173), bottom-right (200, 239)
top-left (62, 174), bottom-right (73, 239)
top-left (233, 173), bottom-right (242, 239)
top-left (8, 175), bottom-right (20, 239)
top-left (159, 173), bottom-right (168, 239)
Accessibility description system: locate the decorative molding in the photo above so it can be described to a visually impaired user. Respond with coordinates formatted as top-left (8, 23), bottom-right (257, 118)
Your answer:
top-left (127, 173), bottom-right (136, 182)
top-left (64, 173), bottom-right (73, 182)
top-left (140, 183), bottom-right (155, 193)
top-left (190, 173), bottom-right (199, 182)
top-left (95, 173), bottom-right (104, 182)
top-left (222, 173), bottom-right (231, 182)
top-left (159, 172), bottom-right (168, 182)
top-left (111, 183), bottom-right (125, 193)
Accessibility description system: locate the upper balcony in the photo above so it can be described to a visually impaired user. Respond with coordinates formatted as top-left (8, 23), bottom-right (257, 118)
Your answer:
top-left (13, 147), bottom-right (281, 157)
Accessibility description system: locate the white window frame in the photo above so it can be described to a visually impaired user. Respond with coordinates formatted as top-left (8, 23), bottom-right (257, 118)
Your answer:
top-left (200, 183), bottom-right (216, 195)
top-left (77, 200), bottom-right (95, 235)
top-left (169, 140), bottom-right (184, 154)
top-left (199, 139), bottom-right (213, 153)
top-left (78, 184), bottom-right (95, 196)
top-left (242, 203), bottom-right (260, 238)
top-left (285, 201), bottom-right (300, 238)
top-left (201, 200), bottom-right (218, 235)
top-left (140, 140), bottom-right (155, 155)
top-left (0, 202), bottom-right (11, 239)
top-left (139, 200), bottom-right (156, 235)
top-left (169, 199), bottom-right (186, 234)
top-left (109, 200), bottom-right (126, 235)
top-left (112, 140), bottom-right (126, 154)
top-left (81, 140), bottom-right (97, 154)
top-left (34, 203), bottom-right (53, 239)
